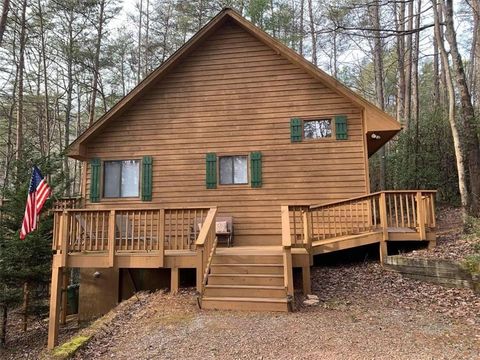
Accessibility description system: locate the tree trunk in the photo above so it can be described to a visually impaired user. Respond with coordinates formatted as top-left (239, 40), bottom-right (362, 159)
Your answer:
top-left (307, 0), bottom-right (316, 66)
top-left (22, 282), bottom-right (29, 332)
top-left (299, 0), bottom-right (304, 56)
top-left (433, 20), bottom-right (441, 107)
top-left (0, 0), bottom-right (9, 46)
top-left (370, 1), bottom-right (386, 190)
top-left (144, 0), bottom-right (149, 77)
top-left (403, 0), bottom-right (414, 130)
top-left (412, 0), bottom-right (421, 187)
top-left (0, 304), bottom-right (6, 348)
top-left (64, 9), bottom-right (75, 195)
top-left (89, 0), bottom-right (105, 125)
top-left (38, 0), bottom-right (50, 156)
top-left (432, 0), bottom-right (469, 219)
top-left (15, 0), bottom-right (27, 163)
top-left (395, 0), bottom-right (406, 124)
top-left (137, 0), bottom-right (143, 84)
top-left (471, 0), bottom-right (480, 108)
top-left (443, 0), bottom-right (480, 215)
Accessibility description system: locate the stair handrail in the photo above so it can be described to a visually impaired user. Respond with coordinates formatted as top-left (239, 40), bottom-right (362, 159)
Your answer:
top-left (195, 207), bottom-right (218, 296)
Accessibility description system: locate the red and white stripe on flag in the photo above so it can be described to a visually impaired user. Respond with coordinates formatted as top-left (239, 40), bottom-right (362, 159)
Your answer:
top-left (20, 166), bottom-right (51, 240)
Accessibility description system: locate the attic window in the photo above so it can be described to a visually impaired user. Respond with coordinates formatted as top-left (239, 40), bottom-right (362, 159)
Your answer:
top-left (303, 119), bottom-right (332, 139)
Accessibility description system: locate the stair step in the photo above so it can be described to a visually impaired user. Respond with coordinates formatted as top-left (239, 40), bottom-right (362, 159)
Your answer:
top-left (208, 274), bottom-right (284, 286)
top-left (201, 297), bottom-right (289, 312)
top-left (212, 255), bottom-right (283, 265)
top-left (204, 284), bottom-right (286, 298)
top-left (211, 264), bottom-right (284, 275)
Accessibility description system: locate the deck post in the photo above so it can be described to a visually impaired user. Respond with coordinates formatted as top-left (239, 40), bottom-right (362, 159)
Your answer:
top-left (171, 267), bottom-right (179, 294)
top-left (47, 265), bottom-right (63, 349)
top-left (416, 192), bottom-right (427, 240)
top-left (283, 248), bottom-right (294, 296)
top-left (196, 248), bottom-right (204, 292)
top-left (378, 193), bottom-right (389, 264)
top-left (60, 211), bottom-right (68, 267)
top-left (60, 269), bottom-right (69, 325)
top-left (302, 266), bottom-right (311, 294)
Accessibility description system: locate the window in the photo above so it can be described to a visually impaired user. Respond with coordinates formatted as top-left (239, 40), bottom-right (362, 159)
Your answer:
top-left (303, 119), bottom-right (332, 139)
top-left (219, 156), bottom-right (248, 185)
top-left (103, 160), bottom-right (140, 198)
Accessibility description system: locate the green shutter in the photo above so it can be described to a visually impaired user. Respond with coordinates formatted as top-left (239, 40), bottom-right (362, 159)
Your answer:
top-left (250, 152), bottom-right (262, 188)
top-left (142, 156), bottom-right (153, 201)
top-left (335, 115), bottom-right (348, 140)
top-left (206, 153), bottom-right (217, 189)
top-left (290, 118), bottom-right (302, 142)
top-left (90, 158), bottom-right (100, 203)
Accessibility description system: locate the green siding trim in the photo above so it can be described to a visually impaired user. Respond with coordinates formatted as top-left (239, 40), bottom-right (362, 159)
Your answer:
top-left (206, 153), bottom-right (217, 189)
top-left (290, 118), bottom-right (302, 142)
top-left (250, 151), bottom-right (262, 188)
top-left (335, 115), bottom-right (348, 140)
top-left (90, 158), bottom-right (101, 203)
top-left (142, 156), bottom-right (153, 201)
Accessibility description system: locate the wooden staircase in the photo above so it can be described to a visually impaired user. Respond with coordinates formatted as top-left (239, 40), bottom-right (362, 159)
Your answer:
top-left (200, 252), bottom-right (290, 312)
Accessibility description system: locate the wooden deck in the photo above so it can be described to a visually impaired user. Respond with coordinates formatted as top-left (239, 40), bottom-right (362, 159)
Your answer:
top-left (47, 190), bottom-right (436, 349)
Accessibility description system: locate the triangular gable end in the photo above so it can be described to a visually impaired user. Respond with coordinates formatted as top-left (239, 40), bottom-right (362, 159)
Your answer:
top-left (67, 8), bottom-right (400, 160)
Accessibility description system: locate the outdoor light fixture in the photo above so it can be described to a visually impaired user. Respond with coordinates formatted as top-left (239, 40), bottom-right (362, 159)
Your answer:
top-left (371, 133), bottom-right (381, 140)
top-left (93, 271), bottom-right (101, 279)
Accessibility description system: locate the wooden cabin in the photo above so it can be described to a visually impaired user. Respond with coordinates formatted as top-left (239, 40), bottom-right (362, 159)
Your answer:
top-left (47, 8), bottom-right (436, 349)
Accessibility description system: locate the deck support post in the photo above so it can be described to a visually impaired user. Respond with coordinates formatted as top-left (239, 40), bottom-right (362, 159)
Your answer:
top-left (48, 265), bottom-right (63, 350)
top-left (60, 269), bottom-right (69, 325)
top-left (379, 193), bottom-right (389, 264)
top-left (196, 248), bottom-right (204, 292)
top-left (171, 267), bottom-right (179, 294)
top-left (302, 266), bottom-right (311, 294)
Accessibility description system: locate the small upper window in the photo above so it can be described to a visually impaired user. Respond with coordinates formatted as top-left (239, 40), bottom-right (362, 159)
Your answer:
top-left (303, 119), bottom-right (332, 139)
top-left (219, 155), bottom-right (248, 185)
top-left (103, 160), bottom-right (140, 198)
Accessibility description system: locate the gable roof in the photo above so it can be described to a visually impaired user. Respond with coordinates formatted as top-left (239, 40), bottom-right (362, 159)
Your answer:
top-left (68, 8), bottom-right (401, 160)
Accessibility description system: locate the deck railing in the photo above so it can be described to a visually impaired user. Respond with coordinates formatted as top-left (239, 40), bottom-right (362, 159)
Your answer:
top-left (53, 207), bottom-right (215, 267)
top-left (286, 190), bottom-right (436, 245)
top-left (52, 197), bottom-right (83, 210)
top-left (195, 207), bottom-right (218, 295)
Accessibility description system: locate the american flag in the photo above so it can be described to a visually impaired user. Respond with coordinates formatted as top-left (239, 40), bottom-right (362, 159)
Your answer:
top-left (20, 166), bottom-right (51, 240)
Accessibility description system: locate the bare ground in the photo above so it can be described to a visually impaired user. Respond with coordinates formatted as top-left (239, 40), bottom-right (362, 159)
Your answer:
top-left (1, 206), bottom-right (479, 359)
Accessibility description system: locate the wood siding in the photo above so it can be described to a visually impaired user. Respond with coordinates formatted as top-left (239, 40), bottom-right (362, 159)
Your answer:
top-left (84, 21), bottom-right (368, 246)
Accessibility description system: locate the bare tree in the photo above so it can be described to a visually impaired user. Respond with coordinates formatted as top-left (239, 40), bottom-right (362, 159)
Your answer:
top-left (89, 0), bottom-right (106, 125)
top-left (370, 0), bottom-right (386, 190)
top-left (443, 0), bottom-right (480, 215)
top-left (432, 0), bottom-right (469, 218)
top-left (307, 0), bottom-right (316, 65)
top-left (0, 0), bottom-right (9, 46)
top-left (15, 0), bottom-right (27, 162)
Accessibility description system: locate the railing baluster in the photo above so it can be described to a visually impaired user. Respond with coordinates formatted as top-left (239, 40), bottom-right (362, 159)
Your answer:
top-left (412, 194), bottom-right (417, 227)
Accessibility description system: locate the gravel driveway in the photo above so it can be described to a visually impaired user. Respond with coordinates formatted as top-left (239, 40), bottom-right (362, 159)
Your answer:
top-left (74, 262), bottom-right (479, 360)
